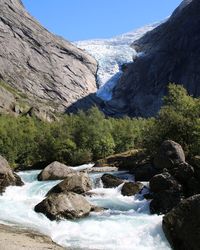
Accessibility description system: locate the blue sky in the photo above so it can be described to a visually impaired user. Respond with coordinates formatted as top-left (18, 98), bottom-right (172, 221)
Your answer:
top-left (22, 0), bottom-right (182, 41)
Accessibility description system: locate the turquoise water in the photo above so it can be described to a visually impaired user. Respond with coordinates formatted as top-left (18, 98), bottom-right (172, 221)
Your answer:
top-left (0, 168), bottom-right (170, 250)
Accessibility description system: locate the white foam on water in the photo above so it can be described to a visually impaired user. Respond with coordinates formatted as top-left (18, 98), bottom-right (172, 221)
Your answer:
top-left (0, 169), bottom-right (170, 249)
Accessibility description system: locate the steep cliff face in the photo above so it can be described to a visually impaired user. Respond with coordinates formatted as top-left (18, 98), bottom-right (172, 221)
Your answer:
top-left (105, 0), bottom-right (200, 117)
top-left (0, 0), bottom-right (97, 118)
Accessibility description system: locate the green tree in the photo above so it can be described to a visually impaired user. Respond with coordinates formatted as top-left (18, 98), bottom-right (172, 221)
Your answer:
top-left (144, 84), bottom-right (200, 156)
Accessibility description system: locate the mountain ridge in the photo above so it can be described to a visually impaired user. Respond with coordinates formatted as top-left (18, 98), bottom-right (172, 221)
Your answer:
top-left (0, 0), bottom-right (98, 120)
top-left (104, 0), bottom-right (200, 117)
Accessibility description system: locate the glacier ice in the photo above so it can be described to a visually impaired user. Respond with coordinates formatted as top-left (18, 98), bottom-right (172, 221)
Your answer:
top-left (75, 22), bottom-right (159, 101)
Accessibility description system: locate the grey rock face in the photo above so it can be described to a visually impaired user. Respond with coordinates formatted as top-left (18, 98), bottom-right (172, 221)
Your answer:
top-left (34, 191), bottom-right (92, 220)
top-left (47, 172), bottom-right (92, 195)
top-left (0, 0), bottom-right (97, 116)
top-left (0, 155), bottom-right (24, 194)
top-left (37, 161), bottom-right (76, 181)
top-left (105, 0), bottom-right (200, 117)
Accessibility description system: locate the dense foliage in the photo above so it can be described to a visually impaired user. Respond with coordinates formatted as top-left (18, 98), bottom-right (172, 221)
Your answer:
top-left (0, 84), bottom-right (199, 168)
top-left (144, 84), bottom-right (200, 157)
top-left (0, 107), bottom-right (148, 167)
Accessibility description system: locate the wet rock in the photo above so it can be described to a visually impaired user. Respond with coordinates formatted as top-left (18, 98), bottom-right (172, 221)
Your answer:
top-left (121, 182), bottom-right (144, 196)
top-left (101, 174), bottom-right (124, 188)
top-left (153, 140), bottom-right (185, 170)
top-left (149, 172), bottom-right (182, 193)
top-left (38, 161), bottom-right (75, 181)
top-left (34, 191), bottom-right (92, 220)
top-left (163, 194), bottom-right (200, 250)
top-left (0, 155), bottom-right (24, 194)
top-left (150, 190), bottom-right (183, 215)
top-left (47, 172), bottom-right (92, 195)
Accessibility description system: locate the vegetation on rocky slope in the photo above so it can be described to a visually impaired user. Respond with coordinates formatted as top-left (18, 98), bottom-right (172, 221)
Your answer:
top-left (0, 84), bottom-right (199, 168)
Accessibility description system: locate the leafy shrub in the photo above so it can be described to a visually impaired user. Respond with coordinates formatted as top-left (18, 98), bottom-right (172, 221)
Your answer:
top-left (1, 84), bottom-right (198, 168)
top-left (143, 84), bottom-right (200, 157)
top-left (0, 107), bottom-right (147, 167)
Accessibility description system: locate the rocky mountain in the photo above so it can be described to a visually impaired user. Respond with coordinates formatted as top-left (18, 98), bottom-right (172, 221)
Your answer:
top-left (0, 0), bottom-right (97, 120)
top-left (105, 0), bottom-right (200, 117)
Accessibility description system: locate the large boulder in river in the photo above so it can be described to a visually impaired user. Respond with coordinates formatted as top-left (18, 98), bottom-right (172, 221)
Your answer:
top-left (101, 174), bottom-right (124, 188)
top-left (153, 140), bottom-right (185, 170)
top-left (121, 182), bottom-right (144, 196)
top-left (38, 161), bottom-right (75, 181)
top-left (150, 190), bottom-right (183, 215)
top-left (149, 172), bottom-right (182, 193)
top-left (0, 155), bottom-right (23, 194)
top-left (47, 172), bottom-right (92, 195)
top-left (163, 194), bottom-right (200, 250)
top-left (34, 191), bottom-right (92, 220)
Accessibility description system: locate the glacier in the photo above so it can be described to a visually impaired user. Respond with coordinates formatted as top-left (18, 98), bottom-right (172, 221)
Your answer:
top-left (75, 22), bottom-right (159, 101)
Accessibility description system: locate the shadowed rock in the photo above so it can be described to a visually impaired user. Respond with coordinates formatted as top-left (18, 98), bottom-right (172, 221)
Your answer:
top-left (169, 162), bottom-right (194, 185)
top-left (0, 155), bottom-right (23, 194)
top-left (149, 172), bottom-right (182, 193)
top-left (163, 194), bottom-right (200, 250)
top-left (150, 190), bottom-right (183, 215)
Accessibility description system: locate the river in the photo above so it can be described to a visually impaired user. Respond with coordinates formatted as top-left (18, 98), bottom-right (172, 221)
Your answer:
top-left (0, 166), bottom-right (170, 250)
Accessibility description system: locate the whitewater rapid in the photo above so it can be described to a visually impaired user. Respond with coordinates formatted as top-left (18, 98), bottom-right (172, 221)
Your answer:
top-left (0, 167), bottom-right (170, 250)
